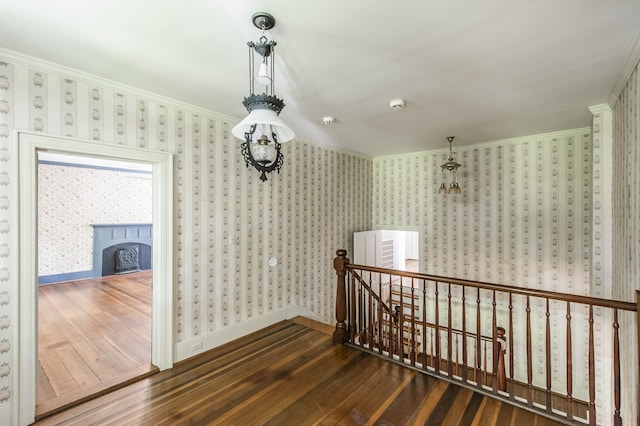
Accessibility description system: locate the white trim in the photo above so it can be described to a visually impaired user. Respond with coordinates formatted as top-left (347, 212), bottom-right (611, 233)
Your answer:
top-left (176, 309), bottom-right (287, 361)
top-left (373, 127), bottom-right (591, 160)
top-left (14, 131), bottom-right (173, 425)
top-left (175, 305), bottom-right (326, 362)
top-left (0, 48), bottom-right (238, 125)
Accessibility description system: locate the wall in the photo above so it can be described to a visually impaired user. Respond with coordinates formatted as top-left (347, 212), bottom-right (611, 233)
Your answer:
top-left (373, 130), bottom-right (592, 292)
top-left (0, 55), bottom-right (372, 418)
top-left (612, 59), bottom-right (639, 425)
top-left (37, 162), bottom-right (152, 278)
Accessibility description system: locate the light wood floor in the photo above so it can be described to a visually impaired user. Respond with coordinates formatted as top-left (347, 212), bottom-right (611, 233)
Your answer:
top-left (37, 271), bottom-right (156, 417)
top-left (35, 318), bottom-right (563, 425)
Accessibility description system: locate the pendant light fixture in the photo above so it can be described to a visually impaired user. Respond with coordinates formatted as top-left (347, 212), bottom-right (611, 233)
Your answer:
top-left (231, 12), bottom-right (295, 181)
top-left (439, 136), bottom-right (462, 194)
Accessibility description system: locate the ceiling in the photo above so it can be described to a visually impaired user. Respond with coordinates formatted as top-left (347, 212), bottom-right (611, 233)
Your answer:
top-left (1, 0), bottom-right (639, 156)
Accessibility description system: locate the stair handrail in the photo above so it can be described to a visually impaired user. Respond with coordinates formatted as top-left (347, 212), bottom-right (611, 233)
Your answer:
top-left (332, 249), bottom-right (640, 426)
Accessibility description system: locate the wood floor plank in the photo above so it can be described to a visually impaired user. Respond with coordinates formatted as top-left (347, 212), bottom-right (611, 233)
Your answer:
top-left (313, 359), bottom-right (417, 424)
top-left (35, 319), bottom-right (566, 426)
top-left (375, 372), bottom-right (439, 424)
top-left (37, 272), bottom-right (154, 416)
top-left (439, 387), bottom-right (475, 426)
top-left (424, 381), bottom-right (462, 425)
top-left (72, 328), bottom-right (328, 425)
top-left (405, 379), bottom-right (451, 424)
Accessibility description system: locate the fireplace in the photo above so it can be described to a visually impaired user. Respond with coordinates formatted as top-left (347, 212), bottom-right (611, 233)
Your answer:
top-left (92, 224), bottom-right (152, 277)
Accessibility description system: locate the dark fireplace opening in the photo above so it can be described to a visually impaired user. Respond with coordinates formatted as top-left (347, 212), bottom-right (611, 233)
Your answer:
top-left (102, 242), bottom-right (151, 276)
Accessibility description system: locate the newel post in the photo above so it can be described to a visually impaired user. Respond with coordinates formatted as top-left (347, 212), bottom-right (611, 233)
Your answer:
top-left (333, 249), bottom-right (350, 345)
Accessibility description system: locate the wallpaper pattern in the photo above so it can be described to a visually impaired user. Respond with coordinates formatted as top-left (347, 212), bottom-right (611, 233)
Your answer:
top-left (37, 163), bottom-right (152, 276)
top-left (373, 131), bottom-right (592, 292)
top-left (612, 60), bottom-right (639, 425)
top-left (0, 59), bottom-right (372, 410)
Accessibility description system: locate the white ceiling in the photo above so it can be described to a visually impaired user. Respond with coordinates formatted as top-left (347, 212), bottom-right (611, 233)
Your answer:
top-left (1, 0), bottom-right (639, 156)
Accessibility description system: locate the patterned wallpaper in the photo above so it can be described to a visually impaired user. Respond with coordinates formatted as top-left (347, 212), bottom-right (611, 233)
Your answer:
top-left (612, 60), bottom-right (639, 425)
top-left (37, 163), bottom-right (152, 276)
top-left (373, 131), bottom-right (592, 292)
top-left (0, 58), bottom-right (372, 411)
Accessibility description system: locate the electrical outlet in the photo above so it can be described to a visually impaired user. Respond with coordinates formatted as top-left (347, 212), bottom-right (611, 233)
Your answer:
top-left (191, 341), bottom-right (203, 353)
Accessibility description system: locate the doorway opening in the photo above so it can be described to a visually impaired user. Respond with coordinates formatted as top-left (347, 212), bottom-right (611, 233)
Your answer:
top-left (35, 152), bottom-right (155, 415)
top-left (15, 132), bottom-right (174, 425)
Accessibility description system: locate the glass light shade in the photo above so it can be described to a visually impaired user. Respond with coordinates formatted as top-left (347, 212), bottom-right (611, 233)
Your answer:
top-left (252, 139), bottom-right (277, 164)
top-left (232, 108), bottom-right (295, 143)
top-left (438, 183), bottom-right (447, 194)
top-left (256, 62), bottom-right (271, 86)
top-left (448, 182), bottom-right (462, 194)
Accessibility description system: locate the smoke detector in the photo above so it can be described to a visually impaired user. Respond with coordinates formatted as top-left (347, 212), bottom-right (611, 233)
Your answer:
top-left (389, 98), bottom-right (405, 110)
top-left (323, 116), bottom-right (335, 125)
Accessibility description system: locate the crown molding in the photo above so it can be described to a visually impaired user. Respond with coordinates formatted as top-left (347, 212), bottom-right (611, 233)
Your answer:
top-left (373, 127), bottom-right (591, 160)
top-left (0, 47), bottom-right (241, 124)
top-left (609, 29), bottom-right (640, 107)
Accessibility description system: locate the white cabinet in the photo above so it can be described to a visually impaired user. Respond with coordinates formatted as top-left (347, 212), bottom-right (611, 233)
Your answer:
top-left (353, 230), bottom-right (419, 271)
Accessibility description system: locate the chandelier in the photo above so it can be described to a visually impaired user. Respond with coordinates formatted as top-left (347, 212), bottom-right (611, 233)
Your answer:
top-left (438, 136), bottom-right (462, 194)
top-left (231, 12), bottom-right (295, 181)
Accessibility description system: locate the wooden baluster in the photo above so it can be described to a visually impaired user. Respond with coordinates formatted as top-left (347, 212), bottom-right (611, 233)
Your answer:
top-left (545, 298), bottom-right (552, 412)
top-left (391, 275), bottom-right (398, 358)
top-left (351, 273), bottom-right (357, 343)
top-left (410, 278), bottom-right (416, 365)
top-left (491, 290), bottom-right (497, 394)
top-left (483, 340), bottom-right (487, 385)
top-left (422, 279), bottom-right (427, 368)
top-left (455, 334), bottom-right (459, 376)
top-left (333, 249), bottom-right (349, 345)
top-left (396, 305), bottom-right (403, 358)
top-left (435, 282), bottom-right (441, 373)
top-left (363, 276), bottom-right (372, 350)
top-left (588, 304), bottom-right (596, 426)
top-left (399, 280), bottom-right (405, 359)
top-left (496, 326), bottom-right (506, 392)
top-left (613, 309), bottom-right (621, 426)
top-left (473, 340), bottom-right (477, 383)
top-left (462, 285), bottom-right (468, 384)
top-left (430, 327), bottom-right (434, 368)
top-left (361, 274), bottom-right (366, 345)
top-left (566, 301), bottom-right (573, 421)
top-left (476, 288), bottom-right (482, 389)
top-left (447, 283), bottom-right (453, 377)
top-left (508, 293), bottom-right (514, 399)
top-left (526, 295), bottom-right (533, 407)
top-left (377, 274), bottom-right (383, 355)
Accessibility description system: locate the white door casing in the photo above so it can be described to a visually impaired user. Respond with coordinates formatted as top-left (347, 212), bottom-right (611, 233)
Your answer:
top-left (14, 132), bottom-right (174, 425)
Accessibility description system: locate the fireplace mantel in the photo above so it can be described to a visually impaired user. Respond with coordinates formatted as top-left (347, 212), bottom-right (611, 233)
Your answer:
top-left (92, 223), bottom-right (152, 277)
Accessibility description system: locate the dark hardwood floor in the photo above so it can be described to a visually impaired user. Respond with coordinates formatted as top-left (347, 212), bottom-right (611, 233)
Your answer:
top-left (35, 318), bottom-right (563, 426)
top-left (37, 271), bottom-right (155, 416)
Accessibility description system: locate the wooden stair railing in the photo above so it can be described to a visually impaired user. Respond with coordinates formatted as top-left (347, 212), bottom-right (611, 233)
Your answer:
top-left (332, 249), bottom-right (639, 426)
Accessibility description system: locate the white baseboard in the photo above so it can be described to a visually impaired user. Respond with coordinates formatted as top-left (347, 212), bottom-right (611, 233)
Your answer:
top-left (176, 305), bottom-right (325, 362)
top-left (0, 401), bottom-right (13, 425)
top-left (285, 305), bottom-right (325, 323)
